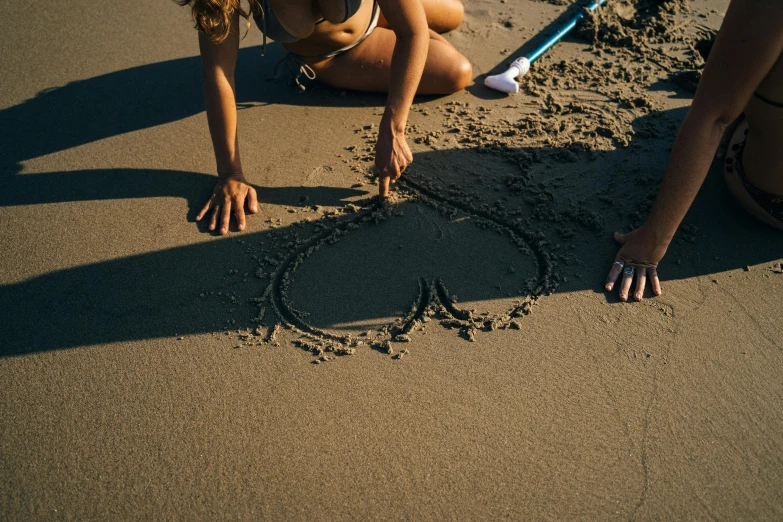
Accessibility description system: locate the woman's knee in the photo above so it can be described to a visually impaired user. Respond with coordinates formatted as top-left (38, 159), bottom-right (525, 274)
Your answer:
top-left (441, 54), bottom-right (472, 93)
top-left (428, 0), bottom-right (464, 33)
top-left (441, 0), bottom-right (464, 32)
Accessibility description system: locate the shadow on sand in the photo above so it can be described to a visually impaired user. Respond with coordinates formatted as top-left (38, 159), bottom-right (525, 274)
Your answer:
top-left (0, 43), bottom-right (387, 177)
top-left (1, 51), bottom-right (781, 357)
top-left (2, 142), bottom-right (781, 355)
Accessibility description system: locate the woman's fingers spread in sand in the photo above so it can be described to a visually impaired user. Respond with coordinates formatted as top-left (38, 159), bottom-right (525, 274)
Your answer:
top-left (606, 228), bottom-right (668, 301)
top-left (198, 177), bottom-right (258, 233)
top-left (604, 258), bottom-right (624, 292)
top-left (196, 197), bottom-right (214, 222)
top-left (209, 204), bottom-right (220, 231)
top-left (247, 187), bottom-right (259, 214)
top-left (648, 267), bottom-right (662, 296)
top-left (618, 270), bottom-right (634, 302)
top-left (220, 198), bottom-right (232, 235)
top-left (232, 187), bottom-right (259, 231)
top-left (235, 197), bottom-right (246, 231)
top-left (634, 270), bottom-right (647, 301)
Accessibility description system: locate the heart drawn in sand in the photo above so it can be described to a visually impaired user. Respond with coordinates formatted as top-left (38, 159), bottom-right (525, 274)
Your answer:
top-left (260, 174), bottom-right (557, 358)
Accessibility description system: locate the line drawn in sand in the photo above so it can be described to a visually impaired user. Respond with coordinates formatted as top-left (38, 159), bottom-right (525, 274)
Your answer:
top-left (252, 171), bottom-right (558, 362)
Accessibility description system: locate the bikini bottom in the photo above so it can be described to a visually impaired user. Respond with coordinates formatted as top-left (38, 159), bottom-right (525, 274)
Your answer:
top-left (730, 137), bottom-right (783, 224)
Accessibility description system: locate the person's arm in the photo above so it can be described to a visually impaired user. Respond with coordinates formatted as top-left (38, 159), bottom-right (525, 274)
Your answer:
top-left (374, 0), bottom-right (430, 197)
top-left (606, 0), bottom-right (783, 301)
top-left (194, 10), bottom-right (258, 234)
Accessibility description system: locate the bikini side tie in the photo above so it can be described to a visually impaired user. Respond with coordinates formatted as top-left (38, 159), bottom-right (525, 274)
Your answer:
top-left (274, 53), bottom-right (317, 91)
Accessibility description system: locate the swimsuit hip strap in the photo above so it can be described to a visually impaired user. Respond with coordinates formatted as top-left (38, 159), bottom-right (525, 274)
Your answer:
top-left (753, 91), bottom-right (783, 109)
top-left (731, 138), bottom-right (783, 223)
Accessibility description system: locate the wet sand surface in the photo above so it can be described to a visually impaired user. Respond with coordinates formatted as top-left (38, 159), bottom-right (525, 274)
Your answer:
top-left (2, 0), bottom-right (783, 519)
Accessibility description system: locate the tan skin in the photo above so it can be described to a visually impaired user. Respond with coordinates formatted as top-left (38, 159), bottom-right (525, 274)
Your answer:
top-left (194, 0), bottom-right (471, 234)
top-left (605, 0), bottom-right (783, 302)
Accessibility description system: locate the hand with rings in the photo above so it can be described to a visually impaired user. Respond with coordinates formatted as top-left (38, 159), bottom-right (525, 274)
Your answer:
top-left (604, 227), bottom-right (669, 301)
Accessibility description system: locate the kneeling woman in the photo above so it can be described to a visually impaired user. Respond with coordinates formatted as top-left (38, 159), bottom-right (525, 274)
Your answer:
top-left (604, 0), bottom-right (783, 301)
top-left (178, 0), bottom-right (472, 234)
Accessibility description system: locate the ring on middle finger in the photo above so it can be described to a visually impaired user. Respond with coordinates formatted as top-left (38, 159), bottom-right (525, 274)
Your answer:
top-left (623, 266), bottom-right (635, 276)
top-left (613, 260), bottom-right (624, 268)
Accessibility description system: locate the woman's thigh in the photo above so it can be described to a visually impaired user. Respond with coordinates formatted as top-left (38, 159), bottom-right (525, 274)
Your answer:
top-left (309, 28), bottom-right (472, 94)
top-left (377, 0), bottom-right (465, 33)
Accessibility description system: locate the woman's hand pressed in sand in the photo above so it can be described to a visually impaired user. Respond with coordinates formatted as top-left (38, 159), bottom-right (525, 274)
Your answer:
top-left (375, 115), bottom-right (413, 198)
top-left (196, 175), bottom-right (258, 235)
top-left (605, 226), bottom-right (667, 302)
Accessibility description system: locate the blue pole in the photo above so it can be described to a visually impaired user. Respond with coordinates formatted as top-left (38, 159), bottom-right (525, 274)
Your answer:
top-left (527, 0), bottom-right (607, 64)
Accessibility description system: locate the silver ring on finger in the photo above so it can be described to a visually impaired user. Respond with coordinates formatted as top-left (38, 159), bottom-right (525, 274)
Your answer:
top-left (613, 261), bottom-right (624, 268)
top-left (623, 266), bottom-right (635, 276)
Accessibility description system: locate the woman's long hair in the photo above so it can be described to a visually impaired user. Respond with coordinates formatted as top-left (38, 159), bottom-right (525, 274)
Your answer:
top-left (176, 0), bottom-right (261, 43)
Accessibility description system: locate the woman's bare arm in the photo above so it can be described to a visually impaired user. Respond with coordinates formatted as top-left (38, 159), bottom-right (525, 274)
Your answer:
top-left (606, 0), bottom-right (783, 301)
top-left (195, 10), bottom-right (258, 234)
top-left (199, 11), bottom-right (242, 176)
top-left (374, 0), bottom-right (430, 197)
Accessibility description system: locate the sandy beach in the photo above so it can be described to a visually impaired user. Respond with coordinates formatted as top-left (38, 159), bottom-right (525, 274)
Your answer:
top-left (2, 0), bottom-right (783, 519)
